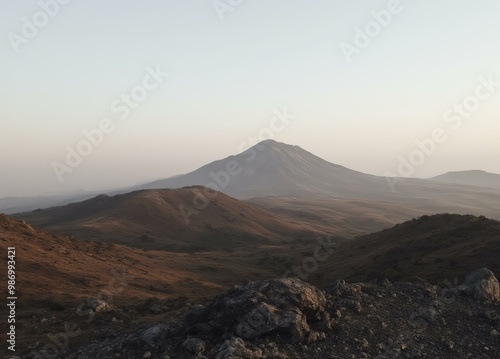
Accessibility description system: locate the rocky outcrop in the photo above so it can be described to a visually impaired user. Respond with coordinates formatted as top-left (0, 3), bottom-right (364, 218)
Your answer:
top-left (62, 269), bottom-right (500, 359)
top-left (459, 268), bottom-right (500, 302)
top-left (215, 338), bottom-right (263, 359)
top-left (185, 278), bottom-right (329, 343)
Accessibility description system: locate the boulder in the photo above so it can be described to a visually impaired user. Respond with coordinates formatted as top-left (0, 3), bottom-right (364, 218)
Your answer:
top-left (140, 324), bottom-right (171, 347)
top-left (182, 337), bottom-right (206, 355)
top-left (215, 338), bottom-right (263, 359)
top-left (186, 278), bottom-right (328, 342)
top-left (458, 268), bottom-right (500, 302)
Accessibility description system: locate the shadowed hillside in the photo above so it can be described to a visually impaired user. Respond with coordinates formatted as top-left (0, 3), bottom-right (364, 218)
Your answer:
top-left (314, 214), bottom-right (500, 286)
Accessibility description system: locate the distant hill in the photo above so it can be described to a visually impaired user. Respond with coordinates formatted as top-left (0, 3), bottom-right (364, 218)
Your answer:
top-left (431, 170), bottom-right (500, 190)
top-left (314, 214), bottom-right (500, 286)
top-left (14, 187), bottom-right (329, 251)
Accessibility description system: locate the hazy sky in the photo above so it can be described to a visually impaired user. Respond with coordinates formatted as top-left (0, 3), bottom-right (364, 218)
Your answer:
top-left (1, 0), bottom-right (499, 198)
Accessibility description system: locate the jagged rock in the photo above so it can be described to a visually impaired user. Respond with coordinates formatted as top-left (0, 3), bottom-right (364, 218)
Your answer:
top-left (327, 280), bottom-right (363, 298)
top-left (63, 274), bottom-right (500, 359)
top-left (182, 337), bottom-right (206, 355)
top-left (184, 304), bottom-right (207, 326)
top-left (118, 324), bottom-right (174, 359)
top-left (140, 324), bottom-right (170, 347)
top-left (458, 268), bottom-right (500, 302)
top-left (215, 338), bottom-right (263, 359)
top-left (187, 278), bottom-right (328, 342)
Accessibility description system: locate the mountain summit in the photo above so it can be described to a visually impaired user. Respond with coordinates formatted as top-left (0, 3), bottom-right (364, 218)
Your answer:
top-left (133, 140), bottom-right (500, 215)
top-left (136, 140), bottom-right (384, 198)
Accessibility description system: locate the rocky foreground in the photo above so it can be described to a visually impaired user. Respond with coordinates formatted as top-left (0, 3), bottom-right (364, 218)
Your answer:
top-left (31, 268), bottom-right (500, 359)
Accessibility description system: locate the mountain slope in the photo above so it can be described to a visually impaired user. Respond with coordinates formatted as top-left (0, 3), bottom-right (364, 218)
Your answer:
top-left (14, 187), bottom-right (328, 251)
top-left (136, 140), bottom-right (385, 198)
top-left (431, 170), bottom-right (500, 190)
top-left (4, 141), bottom-right (500, 219)
top-left (133, 140), bottom-right (500, 220)
top-left (0, 214), bottom-right (229, 306)
top-left (313, 214), bottom-right (500, 286)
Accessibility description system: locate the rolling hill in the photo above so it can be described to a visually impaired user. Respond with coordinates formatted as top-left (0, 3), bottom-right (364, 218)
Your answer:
top-left (14, 187), bottom-right (330, 251)
top-left (312, 214), bottom-right (500, 286)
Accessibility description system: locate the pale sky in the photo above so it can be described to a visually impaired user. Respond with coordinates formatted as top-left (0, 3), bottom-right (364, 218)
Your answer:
top-left (1, 0), bottom-right (499, 198)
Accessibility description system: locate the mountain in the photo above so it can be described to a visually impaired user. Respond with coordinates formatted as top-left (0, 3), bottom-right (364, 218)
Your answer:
top-left (132, 140), bottom-right (500, 220)
top-left (13, 142), bottom-right (500, 246)
top-left (14, 187), bottom-right (329, 251)
top-left (431, 170), bottom-right (500, 190)
top-left (4, 141), bottom-right (500, 218)
top-left (313, 214), bottom-right (500, 286)
top-left (135, 140), bottom-right (385, 198)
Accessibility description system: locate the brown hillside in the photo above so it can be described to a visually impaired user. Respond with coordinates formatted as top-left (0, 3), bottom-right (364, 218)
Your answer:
top-left (15, 187), bottom-right (328, 251)
top-left (0, 213), bottom-right (317, 356)
top-left (313, 214), bottom-right (500, 286)
top-left (0, 214), bottom-right (221, 308)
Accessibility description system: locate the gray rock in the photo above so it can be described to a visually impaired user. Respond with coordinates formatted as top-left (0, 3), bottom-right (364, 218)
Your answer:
top-left (140, 324), bottom-right (170, 347)
top-left (187, 278), bottom-right (328, 342)
top-left (215, 338), bottom-right (262, 359)
top-left (458, 268), bottom-right (500, 302)
top-left (182, 337), bottom-right (206, 355)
